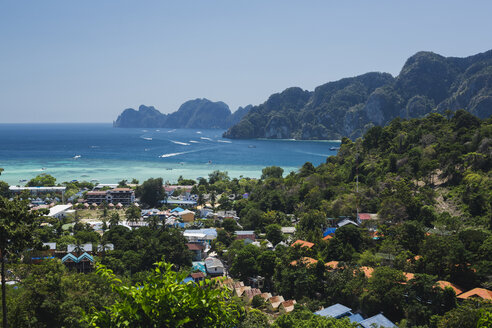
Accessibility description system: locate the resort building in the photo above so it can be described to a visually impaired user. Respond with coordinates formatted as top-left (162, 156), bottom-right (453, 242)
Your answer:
top-left (86, 188), bottom-right (135, 205)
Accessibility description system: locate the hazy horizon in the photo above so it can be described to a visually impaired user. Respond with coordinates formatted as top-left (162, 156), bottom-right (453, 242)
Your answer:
top-left (1, 1), bottom-right (492, 123)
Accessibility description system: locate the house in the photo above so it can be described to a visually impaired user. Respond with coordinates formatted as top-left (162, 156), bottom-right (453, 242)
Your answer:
top-left (48, 204), bottom-right (73, 219)
top-left (315, 304), bottom-right (352, 319)
top-left (243, 288), bottom-right (262, 304)
top-left (437, 280), bottom-right (463, 295)
top-left (457, 287), bottom-right (492, 301)
top-left (281, 227), bottom-right (296, 234)
top-left (183, 229), bottom-right (217, 245)
top-left (323, 227), bottom-right (337, 237)
top-left (325, 261), bottom-right (340, 271)
top-left (359, 266), bottom-right (374, 279)
top-left (260, 292), bottom-right (272, 301)
top-left (204, 257), bottom-right (224, 276)
top-left (235, 230), bottom-right (256, 240)
top-left (357, 213), bottom-right (378, 224)
top-left (176, 209), bottom-right (195, 222)
top-left (190, 272), bottom-right (205, 283)
top-left (234, 286), bottom-right (251, 298)
top-left (267, 295), bottom-right (285, 312)
top-left (61, 252), bottom-right (94, 273)
top-left (291, 240), bottom-right (314, 249)
top-left (323, 235), bottom-right (333, 241)
top-left (279, 300), bottom-right (297, 314)
top-left (290, 257), bottom-right (318, 267)
top-left (337, 219), bottom-right (359, 228)
top-left (186, 243), bottom-right (206, 261)
top-left (67, 243), bottom-right (93, 253)
top-left (360, 313), bottom-right (396, 328)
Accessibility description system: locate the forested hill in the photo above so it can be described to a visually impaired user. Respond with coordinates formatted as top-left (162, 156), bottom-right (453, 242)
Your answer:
top-left (113, 99), bottom-right (251, 129)
top-left (223, 49), bottom-right (492, 140)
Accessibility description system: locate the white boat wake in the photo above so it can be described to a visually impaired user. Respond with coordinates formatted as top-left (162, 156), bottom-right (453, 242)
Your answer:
top-left (170, 140), bottom-right (190, 146)
top-left (217, 140), bottom-right (232, 143)
top-left (200, 137), bottom-right (212, 141)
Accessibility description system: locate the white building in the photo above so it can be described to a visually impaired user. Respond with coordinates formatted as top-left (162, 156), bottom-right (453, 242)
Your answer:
top-left (48, 204), bottom-right (73, 219)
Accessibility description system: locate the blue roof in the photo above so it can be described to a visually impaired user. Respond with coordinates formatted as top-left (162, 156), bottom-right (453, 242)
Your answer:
top-left (163, 200), bottom-right (197, 205)
top-left (192, 261), bottom-right (206, 273)
top-left (182, 277), bottom-right (194, 284)
top-left (61, 253), bottom-right (78, 263)
top-left (323, 227), bottom-right (337, 237)
top-left (171, 207), bottom-right (185, 213)
top-left (348, 313), bottom-right (364, 323)
top-left (78, 252), bottom-right (94, 262)
top-left (315, 304), bottom-right (352, 318)
top-left (360, 314), bottom-right (396, 328)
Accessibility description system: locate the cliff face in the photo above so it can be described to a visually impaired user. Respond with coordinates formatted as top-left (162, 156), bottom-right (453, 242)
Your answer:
top-left (224, 49), bottom-right (492, 140)
top-left (113, 99), bottom-right (251, 129)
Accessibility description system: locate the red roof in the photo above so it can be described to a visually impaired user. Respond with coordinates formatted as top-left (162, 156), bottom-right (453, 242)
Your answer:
top-left (325, 261), bottom-right (339, 270)
top-left (457, 288), bottom-right (492, 300)
top-left (290, 257), bottom-right (318, 267)
top-left (323, 235), bottom-right (333, 240)
top-left (112, 188), bottom-right (133, 192)
top-left (437, 281), bottom-right (464, 295)
top-left (191, 272), bottom-right (205, 279)
top-left (291, 240), bottom-right (314, 249)
top-left (358, 213), bottom-right (372, 220)
top-left (186, 243), bottom-right (205, 251)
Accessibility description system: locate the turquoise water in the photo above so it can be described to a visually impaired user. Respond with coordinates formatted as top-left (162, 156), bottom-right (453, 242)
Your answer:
top-left (0, 124), bottom-right (340, 185)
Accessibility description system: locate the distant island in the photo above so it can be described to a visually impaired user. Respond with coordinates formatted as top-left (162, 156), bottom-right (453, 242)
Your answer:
top-left (113, 98), bottom-right (251, 129)
top-left (223, 49), bottom-right (492, 140)
top-left (114, 49), bottom-right (492, 139)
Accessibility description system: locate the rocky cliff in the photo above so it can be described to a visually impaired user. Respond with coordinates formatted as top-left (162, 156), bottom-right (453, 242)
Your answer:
top-left (113, 99), bottom-right (251, 129)
top-left (224, 49), bottom-right (492, 140)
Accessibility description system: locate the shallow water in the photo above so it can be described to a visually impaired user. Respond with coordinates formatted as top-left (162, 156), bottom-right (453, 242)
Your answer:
top-left (0, 124), bottom-right (339, 184)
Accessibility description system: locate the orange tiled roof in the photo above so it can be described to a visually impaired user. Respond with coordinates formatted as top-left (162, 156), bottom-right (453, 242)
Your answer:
top-left (290, 257), bottom-right (318, 267)
top-left (291, 240), bottom-right (315, 248)
top-left (403, 272), bottom-right (415, 281)
top-left (323, 235), bottom-right (333, 240)
top-left (325, 261), bottom-right (339, 270)
top-left (437, 280), bottom-right (464, 295)
top-left (360, 266), bottom-right (374, 279)
top-left (457, 288), bottom-right (492, 300)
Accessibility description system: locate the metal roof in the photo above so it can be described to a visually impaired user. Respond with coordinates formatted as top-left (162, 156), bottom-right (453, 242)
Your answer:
top-left (315, 303), bottom-right (352, 318)
top-left (360, 314), bottom-right (396, 328)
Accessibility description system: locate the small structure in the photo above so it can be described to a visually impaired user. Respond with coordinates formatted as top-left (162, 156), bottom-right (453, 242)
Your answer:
top-left (325, 261), bottom-right (340, 271)
top-left (243, 288), bottom-right (262, 304)
top-left (360, 313), bottom-right (396, 328)
top-left (204, 257), bottom-right (224, 276)
top-left (234, 286), bottom-right (251, 298)
top-left (67, 243), bottom-right (93, 253)
top-left (337, 219), bottom-right (359, 228)
top-left (281, 227), bottom-right (296, 235)
top-left (267, 295), bottom-right (285, 312)
top-left (315, 303), bottom-right (352, 319)
top-left (260, 292), bottom-right (272, 301)
top-left (183, 229), bottom-right (217, 245)
top-left (235, 231), bottom-right (256, 240)
top-left (176, 209), bottom-right (195, 222)
top-left (437, 280), bottom-right (463, 295)
top-left (291, 240), bottom-right (314, 249)
top-left (48, 204), bottom-right (73, 219)
top-left (457, 287), bottom-right (492, 301)
top-left (357, 213), bottom-right (378, 224)
top-left (290, 257), bottom-right (318, 267)
top-left (186, 243), bottom-right (206, 261)
top-left (279, 300), bottom-right (297, 314)
top-left (61, 252), bottom-right (94, 273)
top-left (190, 272), bottom-right (205, 283)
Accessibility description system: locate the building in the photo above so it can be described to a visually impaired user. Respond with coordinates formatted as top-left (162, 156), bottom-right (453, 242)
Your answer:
top-left (337, 219), bottom-right (359, 228)
top-left (279, 300), bottom-right (297, 314)
top-left (360, 314), bottom-right (396, 328)
top-left (186, 243), bottom-right (206, 261)
top-left (9, 186), bottom-right (67, 201)
top-left (205, 257), bottom-right (224, 276)
top-left (108, 188), bottom-right (135, 205)
top-left (457, 287), bottom-right (492, 301)
top-left (48, 204), bottom-right (73, 219)
top-left (235, 231), bottom-right (256, 240)
top-left (86, 191), bottom-right (108, 204)
top-left (267, 295), bottom-right (285, 312)
top-left (183, 229), bottom-right (217, 245)
top-left (176, 209), bottom-right (195, 222)
top-left (315, 304), bottom-right (352, 319)
top-left (291, 239), bottom-right (315, 249)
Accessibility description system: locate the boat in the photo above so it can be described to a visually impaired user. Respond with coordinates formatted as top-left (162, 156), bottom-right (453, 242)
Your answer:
top-left (330, 146), bottom-right (340, 151)
top-left (73, 155), bottom-right (81, 159)
top-left (248, 145), bottom-right (256, 148)
top-left (142, 137), bottom-right (152, 141)
top-left (19, 179), bottom-right (27, 183)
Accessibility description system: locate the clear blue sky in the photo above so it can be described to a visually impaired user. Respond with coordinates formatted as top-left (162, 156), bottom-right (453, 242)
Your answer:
top-left (1, 0), bottom-right (491, 123)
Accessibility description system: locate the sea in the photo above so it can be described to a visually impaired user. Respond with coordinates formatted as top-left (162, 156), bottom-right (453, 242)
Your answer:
top-left (0, 124), bottom-right (340, 185)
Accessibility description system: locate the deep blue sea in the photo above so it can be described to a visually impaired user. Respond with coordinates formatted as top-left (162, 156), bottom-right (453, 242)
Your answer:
top-left (0, 124), bottom-right (340, 184)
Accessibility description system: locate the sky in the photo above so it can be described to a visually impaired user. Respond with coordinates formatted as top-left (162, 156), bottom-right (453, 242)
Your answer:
top-left (1, 1), bottom-right (491, 123)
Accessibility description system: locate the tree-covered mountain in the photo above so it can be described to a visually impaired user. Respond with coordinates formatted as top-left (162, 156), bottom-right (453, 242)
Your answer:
top-left (113, 99), bottom-right (251, 129)
top-left (224, 49), bottom-right (492, 140)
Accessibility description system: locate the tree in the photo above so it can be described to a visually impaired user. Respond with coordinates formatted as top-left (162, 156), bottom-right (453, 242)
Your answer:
top-left (137, 177), bottom-right (164, 208)
top-left (26, 174), bottom-right (56, 187)
top-left (208, 170), bottom-right (229, 185)
top-left (265, 224), bottom-right (283, 245)
top-left (222, 218), bottom-right (238, 233)
top-left (0, 197), bottom-right (46, 328)
top-left (272, 309), bottom-right (357, 328)
top-left (261, 166), bottom-right (284, 180)
top-left (84, 262), bottom-right (243, 327)
top-left (239, 309), bottom-right (269, 328)
top-left (117, 179), bottom-right (128, 188)
top-left (125, 205), bottom-right (141, 224)
top-left (218, 194), bottom-right (232, 214)
top-left (0, 168), bottom-right (3, 175)
top-left (0, 181), bottom-right (10, 198)
top-left (109, 212), bottom-right (120, 227)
